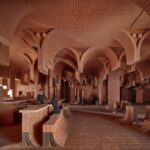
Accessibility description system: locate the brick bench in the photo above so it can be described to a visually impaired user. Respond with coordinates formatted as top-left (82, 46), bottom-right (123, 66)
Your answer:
top-left (19, 104), bottom-right (53, 147)
top-left (119, 100), bottom-right (129, 112)
top-left (121, 105), bottom-right (145, 125)
top-left (140, 106), bottom-right (150, 133)
top-left (121, 105), bottom-right (133, 124)
top-left (42, 108), bottom-right (70, 147)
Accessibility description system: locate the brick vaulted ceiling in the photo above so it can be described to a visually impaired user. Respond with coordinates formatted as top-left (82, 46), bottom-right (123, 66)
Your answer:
top-left (0, 0), bottom-right (150, 78)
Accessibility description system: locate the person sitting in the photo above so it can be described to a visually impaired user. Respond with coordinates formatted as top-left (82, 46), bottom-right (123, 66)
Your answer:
top-left (36, 89), bottom-right (47, 104)
top-left (49, 95), bottom-right (61, 114)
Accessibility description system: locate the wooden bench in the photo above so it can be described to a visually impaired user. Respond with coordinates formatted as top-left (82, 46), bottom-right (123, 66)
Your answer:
top-left (140, 105), bottom-right (150, 133)
top-left (42, 108), bottom-right (70, 147)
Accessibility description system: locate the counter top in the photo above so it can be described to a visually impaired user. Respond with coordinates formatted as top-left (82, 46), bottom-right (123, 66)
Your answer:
top-left (19, 104), bottom-right (53, 113)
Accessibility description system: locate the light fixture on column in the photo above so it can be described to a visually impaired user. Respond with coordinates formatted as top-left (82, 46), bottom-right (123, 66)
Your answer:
top-left (36, 32), bottom-right (41, 37)
top-left (132, 33), bottom-right (143, 39)
top-left (132, 33), bottom-right (137, 38)
top-left (138, 33), bottom-right (142, 39)
top-left (42, 32), bottom-right (46, 37)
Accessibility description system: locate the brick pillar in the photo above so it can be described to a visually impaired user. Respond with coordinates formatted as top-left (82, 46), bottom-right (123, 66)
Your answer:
top-left (0, 86), bottom-right (3, 100)
top-left (77, 88), bottom-right (80, 103)
top-left (98, 82), bottom-right (104, 105)
top-left (30, 64), bottom-right (34, 81)
top-left (44, 75), bottom-right (49, 99)
top-left (56, 83), bottom-right (61, 99)
top-left (108, 71), bottom-right (121, 107)
top-left (69, 84), bottom-right (75, 103)
top-left (10, 73), bottom-right (15, 98)
top-left (136, 89), bottom-right (143, 103)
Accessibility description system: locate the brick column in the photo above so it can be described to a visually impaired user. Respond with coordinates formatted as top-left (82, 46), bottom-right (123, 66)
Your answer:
top-left (49, 70), bottom-right (53, 98)
top-left (98, 82), bottom-right (104, 105)
top-left (10, 73), bottom-right (15, 98)
top-left (44, 75), bottom-right (49, 99)
top-left (69, 84), bottom-right (75, 103)
top-left (108, 71), bottom-right (121, 107)
top-left (56, 83), bottom-right (61, 99)
top-left (0, 86), bottom-right (3, 100)
top-left (77, 88), bottom-right (80, 103)
top-left (136, 89), bottom-right (143, 103)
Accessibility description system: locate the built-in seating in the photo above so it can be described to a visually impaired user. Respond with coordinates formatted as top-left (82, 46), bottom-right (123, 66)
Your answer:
top-left (119, 100), bottom-right (129, 112)
top-left (121, 105), bottom-right (133, 124)
top-left (42, 107), bottom-right (70, 147)
top-left (20, 104), bottom-right (53, 147)
top-left (19, 98), bottom-right (66, 147)
top-left (121, 105), bottom-right (146, 125)
top-left (140, 105), bottom-right (150, 133)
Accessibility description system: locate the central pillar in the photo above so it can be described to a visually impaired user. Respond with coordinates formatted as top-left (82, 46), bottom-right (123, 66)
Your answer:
top-left (98, 82), bottom-right (104, 105)
top-left (108, 70), bottom-right (121, 107)
top-left (136, 89), bottom-right (143, 103)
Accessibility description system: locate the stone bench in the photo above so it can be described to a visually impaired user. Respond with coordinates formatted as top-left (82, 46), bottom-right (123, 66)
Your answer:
top-left (119, 100), bottom-right (129, 112)
top-left (42, 107), bottom-right (70, 147)
top-left (19, 104), bottom-right (53, 147)
top-left (121, 105), bottom-right (133, 124)
top-left (121, 105), bottom-right (145, 125)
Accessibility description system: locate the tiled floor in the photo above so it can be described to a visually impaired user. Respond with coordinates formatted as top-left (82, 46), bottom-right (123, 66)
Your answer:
top-left (0, 109), bottom-right (150, 150)
top-left (65, 111), bottom-right (150, 150)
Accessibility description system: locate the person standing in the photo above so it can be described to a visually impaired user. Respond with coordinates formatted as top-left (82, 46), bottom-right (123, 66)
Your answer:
top-left (36, 89), bottom-right (47, 104)
top-left (49, 95), bottom-right (61, 114)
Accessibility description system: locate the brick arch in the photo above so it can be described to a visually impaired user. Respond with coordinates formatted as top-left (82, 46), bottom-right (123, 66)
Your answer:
top-left (133, 0), bottom-right (150, 16)
top-left (52, 47), bottom-right (79, 68)
top-left (111, 29), bottom-right (138, 65)
top-left (39, 30), bottom-right (79, 74)
top-left (98, 57), bottom-right (110, 79)
top-left (0, 9), bottom-right (34, 46)
top-left (119, 51), bottom-right (126, 64)
top-left (80, 47), bottom-right (119, 73)
top-left (54, 58), bottom-right (77, 71)
top-left (135, 65), bottom-right (144, 80)
top-left (0, 1), bottom-right (34, 46)
top-left (138, 30), bottom-right (150, 60)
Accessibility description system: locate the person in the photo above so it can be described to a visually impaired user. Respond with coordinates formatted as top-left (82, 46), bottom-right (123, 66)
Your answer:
top-left (49, 95), bottom-right (61, 114)
top-left (36, 89), bottom-right (47, 104)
